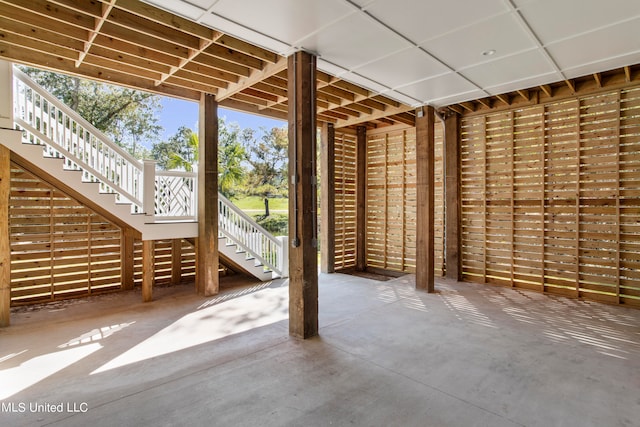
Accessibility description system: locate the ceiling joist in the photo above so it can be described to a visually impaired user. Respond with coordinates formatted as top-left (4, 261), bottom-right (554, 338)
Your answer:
top-left (2, 0), bottom-right (556, 129)
top-left (76, 0), bottom-right (116, 68)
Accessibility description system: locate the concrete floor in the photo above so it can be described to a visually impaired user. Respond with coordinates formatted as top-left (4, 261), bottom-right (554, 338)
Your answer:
top-left (1, 273), bottom-right (639, 427)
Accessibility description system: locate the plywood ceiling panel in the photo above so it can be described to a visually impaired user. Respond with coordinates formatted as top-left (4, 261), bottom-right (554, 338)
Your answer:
top-left (2, 0), bottom-right (639, 128)
top-left (141, 0), bottom-right (640, 108)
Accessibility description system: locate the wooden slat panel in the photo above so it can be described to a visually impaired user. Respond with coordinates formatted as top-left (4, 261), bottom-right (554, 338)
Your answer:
top-left (334, 130), bottom-right (357, 271)
top-left (460, 85), bottom-right (640, 306)
top-left (9, 163), bottom-right (122, 305)
top-left (365, 123), bottom-right (444, 275)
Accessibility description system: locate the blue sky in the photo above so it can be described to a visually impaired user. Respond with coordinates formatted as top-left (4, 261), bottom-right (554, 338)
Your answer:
top-left (159, 97), bottom-right (286, 141)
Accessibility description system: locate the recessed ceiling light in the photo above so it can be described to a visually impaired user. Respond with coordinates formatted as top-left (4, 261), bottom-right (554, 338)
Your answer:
top-left (482, 49), bottom-right (496, 56)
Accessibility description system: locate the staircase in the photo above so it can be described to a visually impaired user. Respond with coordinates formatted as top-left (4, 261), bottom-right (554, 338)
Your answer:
top-left (4, 67), bottom-right (285, 280)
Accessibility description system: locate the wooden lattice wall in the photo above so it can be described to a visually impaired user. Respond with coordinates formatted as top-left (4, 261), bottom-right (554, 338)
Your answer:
top-left (460, 87), bottom-right (640, 307)
top-left (9, 163), bottom-right (122, 304)
top-left (9, 162), bottom-right (198, 305)
top-left (133, 239), bottom-right (196, 286)
top-left (364, 125), bottom-right (445, 275)
top-left (333, 130), bottom-right (358, 271)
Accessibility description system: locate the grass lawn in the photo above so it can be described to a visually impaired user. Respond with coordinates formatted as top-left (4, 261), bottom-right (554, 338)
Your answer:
top-left (231, 196), bottom-right (288, 214)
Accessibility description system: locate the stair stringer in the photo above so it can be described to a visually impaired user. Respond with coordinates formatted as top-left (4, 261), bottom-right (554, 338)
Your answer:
top-left (2, 133), bottom-right (197, 240)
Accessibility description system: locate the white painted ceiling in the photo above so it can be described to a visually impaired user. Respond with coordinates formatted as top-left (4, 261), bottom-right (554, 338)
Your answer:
top-left (143, 0), bottom-right (640, 108)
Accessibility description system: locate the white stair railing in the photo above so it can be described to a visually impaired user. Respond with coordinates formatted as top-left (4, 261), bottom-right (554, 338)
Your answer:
top-left (11, 66), bottom-right (285, 276)
top-left (218, 193), bottom-right (284, 277)
top-left (155, 170), bottom-right (198, 220)
top-left (12, 67), bottom-right (198, 221)
top-left (13, 67), bottom-right (145, 209)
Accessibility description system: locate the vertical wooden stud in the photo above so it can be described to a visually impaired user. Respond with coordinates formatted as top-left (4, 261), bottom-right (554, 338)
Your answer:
top-left (121, 228), bottom-right (135, 290)
top-left (196, 93), bottom-right (219, 296)
top-left (416, 106), bottom-right (435, 292)
top-left (401, 130), bottom-right (406, 271)
top-left (509, 111), bottom-right (515, 287)
top-left (615, 91), bottom-right (621, 303)
top-left (171, 239), bottom-right (182, 285)
top-left (87, 214), bottom-right (93, 294)
top-left (575, 100), bottom-right (581, 296)
top-left (482, 116), bottom-right (488, 282)
top-left (355, 126), bottom-right (367, 272)
top-left (0, 145), bottom-right (10, 326)
top-left (383, 132), bottom-right (388, 270)
top-left (288, 51), bottom-right (318, 339)
top-left (142, 240), bottom-right (154, 302)
top-left (540, 107), bottom-right (547, 293)
top-left (320, 122), bottom-right (335, 274)
top-left (49, 187), bottom-right (55, 300)
top-left (444, 113), bottom-right (462, 281)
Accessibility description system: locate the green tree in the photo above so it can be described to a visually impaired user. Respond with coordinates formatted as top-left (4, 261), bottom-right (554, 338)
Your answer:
top-left (21, 67), bottom-right (162, 158)
top-left (152, 126), bottom-right (195, 170)
top-left (218, 119), bottom-right (247, 198)
top-left (244, 126), bottom-right (288, 198)
top-left (152, 120), bottom-right (247, 198)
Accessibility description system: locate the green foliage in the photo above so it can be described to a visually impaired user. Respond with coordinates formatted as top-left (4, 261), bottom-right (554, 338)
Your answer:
top-left (231, 196), bottom-right (288, 212)
top-left (244, 127), bottom-right (288, 198)
top-left (254, 213), bottom-right (288, 236)
top-left (218, 119), bottom-right (248, 198)
top-left (152, 120), bottom-right (247, 198)
top-left (21, 66), bottom-right (162, 159)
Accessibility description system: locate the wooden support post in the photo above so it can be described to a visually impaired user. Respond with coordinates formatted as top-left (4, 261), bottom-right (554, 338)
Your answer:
top-left (142, 240), bottom-right (154, 302)
top-left (121, 228), bottom-right (134, 290)
top-left (1, 145), bottom-right (10, 327)
top-left (171, 239), bottom-right (182, 285)
top-left (444, 113), bottom-right (461, 281)
top-left (196, 93), bottom-right (219, 296)
top-left (288, 51), bottom-right (318, 339)
top-left (320, 122), bottom-right (335, 274)
top-left (355, 125), bottom-right (367, 272)
top-left (416, 106), bottom-right (435, 292)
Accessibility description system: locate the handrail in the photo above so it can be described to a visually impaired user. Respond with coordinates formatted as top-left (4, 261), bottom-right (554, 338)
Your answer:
top-left (218, 193), bottom-right (283, 276)
top-left (13, 67), bottom-right (145, 208)
top-left (11, 65), bottom-right (284, 276)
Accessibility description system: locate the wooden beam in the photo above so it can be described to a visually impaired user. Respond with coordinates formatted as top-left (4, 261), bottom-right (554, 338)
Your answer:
top-left (460, 101), bottom-right (475, 112)
top-left (216, 35), bottom-right (279, 64)
top-left (112, 0), bottom-right (217, 40)
top-left (356, 125), bottom-right (367, 272)
top-left (496, 94), bottom-right (511, 106)
top-left (75, 0), bottom-right (116, 67)
top-left (216, 56), bottom-right (287, 101)
top-left (142, 240), bottom-right (154, 302)
top-left (0, 144), bottom-right (10, 327)
top-left (593, 73), bottom-right (602, 88)
top-left (415, 106), bottom-right (435, 293)
top-left (516, 89), bottom-right (530, 101)
top-left (477, 98), bottom-right (492, 109)
top-left (155, 34), bottom-right (224, 86)
top-left (335, 104), bottom-right (414, 129)
top-left (444, 113), bottom-right (461, 281)
top-left (447, 104), bottom-right (464, 115)
top-left (171, 239), bottom-right (182, 285)
top-left (108, 7), bottom-right (202, 50)
top-left (624, 66), bottom-right (632, 82)
top-left (565, 79), bottom-right (576, 93)
top-left (539, 84), bottom-right (553, 97)
top-left (320, 122), bottom-right (335, 274)
top-left (288, 51), bottom-right (318, 339)
top-left (120, 228), bottom-right (135, 290)
top-left (196, 93), bottom-right (219, 296)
